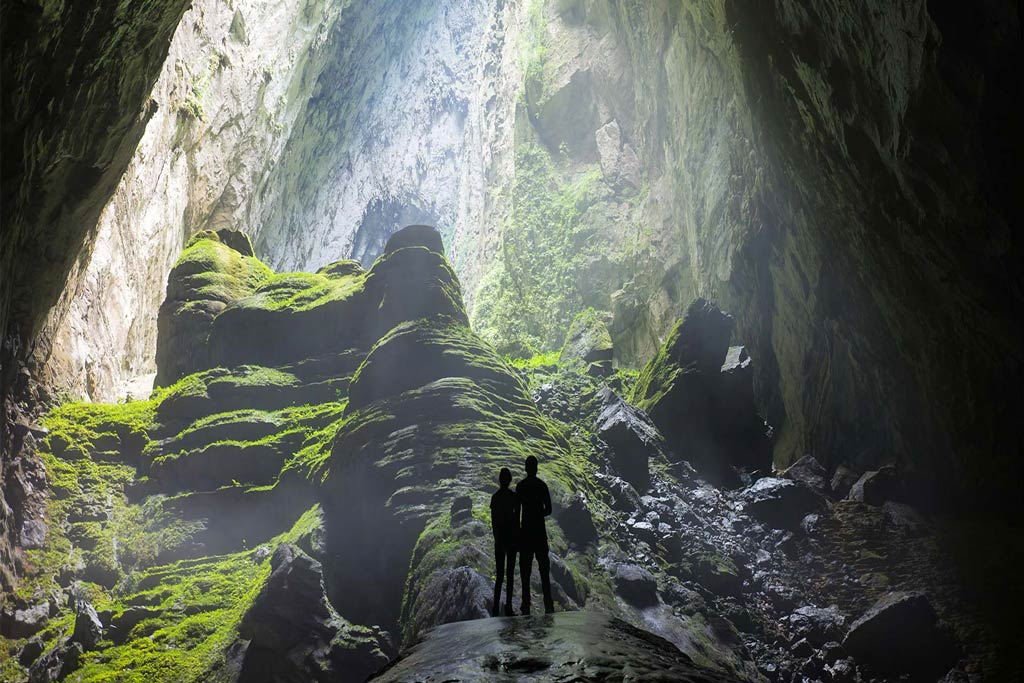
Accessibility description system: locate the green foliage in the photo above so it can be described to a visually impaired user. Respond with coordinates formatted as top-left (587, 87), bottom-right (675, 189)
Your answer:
top-left (508, 351), bottom-right (560, 371)
top-left (471, 144), bottom-right (603, 353)
top-left (522, 0), bottom-right (550, 108)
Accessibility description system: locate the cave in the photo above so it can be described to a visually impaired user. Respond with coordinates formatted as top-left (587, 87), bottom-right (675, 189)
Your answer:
top-left (1, 1), bottom-right (1022, 681)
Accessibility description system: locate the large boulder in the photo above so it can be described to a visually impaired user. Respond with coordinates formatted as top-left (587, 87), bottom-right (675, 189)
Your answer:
top-left (594, 388), bottom-right (663, 491)
top-left (843, 592), bottom-right (959, 678)
top-left (382, 223), bottom-right (445, 256)
top-left (154, 230), bottom-right (271, 386)
top-left (559, 308), bottom-right (613, 369)
top-left (610, 563), bottom-right (659, 608)
top-left (71, 600), bottom-right (103, 651)
top-left (784, 605), bottom-right (845, 647)
top-left (781, 455), bottom-right (830, 496)
top-left (237, 543), bottom-right (391, 683)
top-left (848, 465), bottom-right (904, 505)
top-left (740, 477), bottom-right (825, 530)
top-left (631, 300), bottom-right (771, 484)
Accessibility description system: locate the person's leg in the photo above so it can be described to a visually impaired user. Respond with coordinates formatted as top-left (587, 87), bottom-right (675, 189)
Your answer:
top-left (538, 541), bottom-right (554, 613)
top-left (519, 546), bottom-right (533, 615)
top-left (504, 546), bottom-right (516, 615)
top-left (493, 542), bottom-right (505, 617)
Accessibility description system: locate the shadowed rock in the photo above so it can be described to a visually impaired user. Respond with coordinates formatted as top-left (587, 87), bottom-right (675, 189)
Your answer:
top-left (843, 591), bottom-right (959, 679)
top-left (238, 543), bottom-right (391, 683)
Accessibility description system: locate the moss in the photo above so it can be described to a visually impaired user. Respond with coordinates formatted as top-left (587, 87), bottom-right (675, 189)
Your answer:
top-left (63, 507), bottom-right (323, 683)
top-left (230, 269), bottom-right (367, 314)
top-left (508, 351), bottom-right (560, 371)
top-left (630, 317), bottom-right (686, 412)
top-left (470, 144), bottom-right (606, 353)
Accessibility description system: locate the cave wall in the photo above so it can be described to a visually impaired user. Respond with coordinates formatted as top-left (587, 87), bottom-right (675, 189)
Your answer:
top-left (461, 0), bottom-right (1023, 505)
top-left (0, 0), bottom-right (194, 591)
top-left (29, 0), bottom-right (347, 402)
top-left (3, 0), bottom-right (1022, 595)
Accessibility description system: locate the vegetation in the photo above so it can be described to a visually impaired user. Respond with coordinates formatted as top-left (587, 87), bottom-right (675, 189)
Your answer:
top-left (471, 144), bottom-right (603, 353)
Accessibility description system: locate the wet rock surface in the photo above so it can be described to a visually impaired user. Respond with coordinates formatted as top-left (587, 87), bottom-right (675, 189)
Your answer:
top-left (371, 612), bottom-right (739, 683)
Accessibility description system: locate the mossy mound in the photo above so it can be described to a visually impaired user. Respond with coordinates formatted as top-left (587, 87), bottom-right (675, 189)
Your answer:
top-left (155, 230), bottom-right (272, 386)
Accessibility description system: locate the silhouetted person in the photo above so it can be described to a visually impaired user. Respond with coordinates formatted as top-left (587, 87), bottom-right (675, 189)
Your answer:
top-left (516, 455), bottom-right (554, 614)
top-left (490, 467), bottom-right (519, 617)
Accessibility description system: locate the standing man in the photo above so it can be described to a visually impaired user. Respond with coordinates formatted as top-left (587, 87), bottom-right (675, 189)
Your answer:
top-left (490, 467), bottom-right (519, 616)
top-left (516, 455), bottom-right (554, 615)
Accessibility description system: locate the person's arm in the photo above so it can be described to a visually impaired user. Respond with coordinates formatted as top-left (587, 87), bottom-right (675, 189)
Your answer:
top-left (542, 482), bottom-right (552, 517)
top-left (490, 495), bottom-right (498, 536)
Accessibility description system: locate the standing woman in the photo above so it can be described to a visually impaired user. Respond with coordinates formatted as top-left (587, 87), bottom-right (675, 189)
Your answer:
top-left (489, 467), bottom-right (519, 616)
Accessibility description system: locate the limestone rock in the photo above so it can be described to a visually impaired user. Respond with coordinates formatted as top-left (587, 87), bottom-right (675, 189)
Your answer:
top-left (154, 231), bottom-right (271, 385)
top-left (843, 592), bottom-right (959, 678)
top-left (238, 543), bottom-right (391, 683)
top-left (594, 388), bottom-right (662, 491)
top-left (830, 466), bottom-right (860, 499)
top-left (559, 308), bottom-right (613, 368)
top-left (611, 563), bottom-right (658, 608)
top-left (784, 605), bottom-right (845, 647)
top-left (848, 465), bottom-right (903, 506)
top-left (781, 455), bottom-right (830, 497)
top-left (372, 611), bottom-right (742, 682)
top-left (382, 224), bottom-right (445, 256)
top-left (71, 601), bottom-right (103, 651)
top-left (740, 477), bottom-right (825, 531)
top-left (632, 300), bottom-right (771, 484)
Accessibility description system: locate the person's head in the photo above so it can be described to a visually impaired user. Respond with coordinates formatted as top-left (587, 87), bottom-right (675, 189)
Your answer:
top-left (499, 467), bottom-right (512, 488)
top-left (525, 455), bottom-right (538, 476)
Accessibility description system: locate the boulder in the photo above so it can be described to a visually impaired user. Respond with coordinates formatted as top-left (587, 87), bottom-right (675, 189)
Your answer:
top-left (559, 308), bottom-right (613, 369)
top-left (784, 605), bottom-right (845, 647)
top-left (449, 496), bottom-right (473, 527)
top-left (631, 300), bottom-right (771, 483)
top-left (27, 640), bottom-right (82, 683)
top-left (829, 465), bottom-right (860, 499)
top-left (740, 477), bottom-right (825, 530)
top-left (238, 543), bottom-right (391, 683)
top-left (2, 601), bottom-right (49, 638)
top-left (594, 388), bottom-right (662, 491)
top-left (843, 591), bottom-right (959, 678)
top-left (71, 601), bottom-right (103, 651)
top-left (848, 465), bottom-right (903, 505)
top-left (611, 563), bottom-right (658, 608)
top-left (556, 492), bottom-right (598, 549)
top-left (781, 455), bottom-right (830, 496)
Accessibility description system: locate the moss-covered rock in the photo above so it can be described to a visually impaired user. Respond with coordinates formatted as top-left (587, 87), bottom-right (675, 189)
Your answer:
top-left (154, 230), bottom-right (272, 386)
top-left (560, 307), bottom-right (613, 369)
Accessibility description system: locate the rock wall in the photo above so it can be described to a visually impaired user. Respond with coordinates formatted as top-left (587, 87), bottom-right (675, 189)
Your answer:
top-left (30, 0), bottom-right (347, 401)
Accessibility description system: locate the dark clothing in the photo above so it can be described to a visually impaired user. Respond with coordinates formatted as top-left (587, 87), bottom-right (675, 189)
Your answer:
top-left (515, 475), bottom-right (554, 613)
top-left (490, 487), bottom-right (520, 615)
top-left (519, 535), bottom-right (553, 613)
top-left (516, 475), bottom-right (552, 538)
top-left (490, 488), bottom-right (520, 540)
top-left (493, 538), bottom-right (516, 616)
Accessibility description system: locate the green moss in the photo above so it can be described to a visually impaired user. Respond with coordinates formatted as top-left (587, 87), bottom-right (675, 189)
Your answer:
top-left (630, 318), bottom-right (685, 412)
top-left (470, 144), bottom-right (605, 353)
top-left (508, 350), bottom-right (560, 371)
top-left (231, 269), bottom-right (367, 314)
top-left (64, 507), bottom-right (323, 683)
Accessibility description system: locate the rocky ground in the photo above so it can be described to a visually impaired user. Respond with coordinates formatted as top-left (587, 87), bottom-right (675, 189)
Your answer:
top-left (0, 227), bottom-right (1017, 683)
